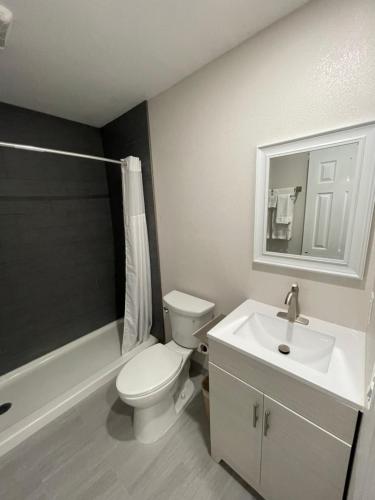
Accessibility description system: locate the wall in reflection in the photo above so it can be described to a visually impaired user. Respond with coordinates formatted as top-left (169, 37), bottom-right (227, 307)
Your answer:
top-left (267, 152), bottom-right (308, 255)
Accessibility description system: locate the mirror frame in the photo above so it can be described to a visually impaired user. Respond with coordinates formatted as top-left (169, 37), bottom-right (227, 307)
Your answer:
top-left (253, 123), bottom-right (375, 279)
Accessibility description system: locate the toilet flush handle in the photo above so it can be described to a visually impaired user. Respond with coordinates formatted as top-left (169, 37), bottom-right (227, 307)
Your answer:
top-left (163, 306), bottom-right (169, 314)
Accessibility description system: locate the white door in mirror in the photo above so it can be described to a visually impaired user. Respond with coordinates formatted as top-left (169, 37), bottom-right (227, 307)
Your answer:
top-left (302, 143), bottom-right (357, 259)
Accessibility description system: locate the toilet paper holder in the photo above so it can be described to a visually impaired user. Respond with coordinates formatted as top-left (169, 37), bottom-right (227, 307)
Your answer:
top-left (193, 314), bottom-right (226, 355)
top-left (197, 342), bottom-right (209, 355)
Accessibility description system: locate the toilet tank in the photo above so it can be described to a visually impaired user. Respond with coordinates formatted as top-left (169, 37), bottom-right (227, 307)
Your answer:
top-left (163, 290), bottom-right (215, 349)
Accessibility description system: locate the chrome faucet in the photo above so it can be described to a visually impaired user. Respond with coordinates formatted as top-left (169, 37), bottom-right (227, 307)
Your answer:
top-left (277, 284), bottom-right (309, 325)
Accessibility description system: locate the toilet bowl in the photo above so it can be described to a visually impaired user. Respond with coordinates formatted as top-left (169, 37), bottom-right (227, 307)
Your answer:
top-left (116, 290), bottom-right (215, 443)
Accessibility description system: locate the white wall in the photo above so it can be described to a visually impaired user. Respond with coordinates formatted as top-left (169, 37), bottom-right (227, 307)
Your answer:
top-left (149, 0), bottom-right (375, 333)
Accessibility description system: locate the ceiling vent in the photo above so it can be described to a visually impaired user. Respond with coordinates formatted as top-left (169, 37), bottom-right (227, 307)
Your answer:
top-left (0, 5), bottom-right (13, 49)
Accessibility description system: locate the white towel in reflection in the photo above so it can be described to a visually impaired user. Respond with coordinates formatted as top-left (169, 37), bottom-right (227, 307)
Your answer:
top-left (268, 191), bottom-right (277, 208)
top-left (271, 211), bottom-right (292, 240)
top-left (268, 189), bottom-right (295, 240)
top-left (276, 193), bottom-right (294, 224)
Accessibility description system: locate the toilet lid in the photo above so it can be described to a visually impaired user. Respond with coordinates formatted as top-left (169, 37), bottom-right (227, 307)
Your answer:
top-left (116, 344), bottom-right (183, 397)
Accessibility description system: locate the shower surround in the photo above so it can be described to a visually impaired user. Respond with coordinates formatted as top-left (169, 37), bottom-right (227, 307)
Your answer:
top-left (0, 100), bottom-right (164, 452)
top-left (0, 101), bottom-right (163, 374)
top-left (0, 102), bottom-right (116, 373)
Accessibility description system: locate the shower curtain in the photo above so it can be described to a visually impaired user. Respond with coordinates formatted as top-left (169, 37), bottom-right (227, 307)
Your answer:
top-left (121, 156), bottom-right (152, 353)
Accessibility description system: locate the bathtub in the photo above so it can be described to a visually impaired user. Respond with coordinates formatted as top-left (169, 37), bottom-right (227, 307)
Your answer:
top-left (0, 320), bottom-right (157, 458)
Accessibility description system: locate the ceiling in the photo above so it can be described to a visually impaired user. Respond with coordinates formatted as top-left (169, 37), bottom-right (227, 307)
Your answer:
top-left (0, 0), bottom-right (309, 127)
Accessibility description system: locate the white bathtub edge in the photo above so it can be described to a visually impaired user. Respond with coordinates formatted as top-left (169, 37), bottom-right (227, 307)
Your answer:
top-left (0, 319), bottom-right (124, 387)
top-left (0, 334), bottom-right (157, 458)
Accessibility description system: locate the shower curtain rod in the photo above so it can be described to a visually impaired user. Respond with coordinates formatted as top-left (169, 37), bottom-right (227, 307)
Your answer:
top-left (0, 141), bottom-right (124, 165)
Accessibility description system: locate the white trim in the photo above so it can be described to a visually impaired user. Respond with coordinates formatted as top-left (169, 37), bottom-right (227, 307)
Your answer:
top-left (253, 123), bottom-right (375, 279)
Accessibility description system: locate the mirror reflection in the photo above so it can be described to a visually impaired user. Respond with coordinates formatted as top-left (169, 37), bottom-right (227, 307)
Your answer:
top-left (266, 143), bottom-right (359, 259)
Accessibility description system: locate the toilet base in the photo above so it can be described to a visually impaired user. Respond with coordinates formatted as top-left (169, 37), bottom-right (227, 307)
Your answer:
top-left (175, 372), bottom-right (194, 414)
top-left (133, 376), bottom-right (195, 444)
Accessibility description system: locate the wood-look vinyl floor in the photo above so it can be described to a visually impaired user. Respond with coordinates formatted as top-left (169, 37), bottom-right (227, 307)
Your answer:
top-left (0, 372), bottom-right (260, 500)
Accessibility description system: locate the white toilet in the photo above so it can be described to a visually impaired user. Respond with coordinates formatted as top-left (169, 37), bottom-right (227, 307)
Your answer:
top-left (116, 290), bottom-right (215, 444)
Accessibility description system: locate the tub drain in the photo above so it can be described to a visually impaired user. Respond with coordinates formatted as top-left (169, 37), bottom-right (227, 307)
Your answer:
top-left (278, 344), bottom-right (290, 355)
top-left (0, 402), bottom-right (12, 415)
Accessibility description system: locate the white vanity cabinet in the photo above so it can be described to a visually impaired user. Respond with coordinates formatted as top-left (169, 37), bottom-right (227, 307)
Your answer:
top-left (209, 344), bottom-right (357, 500)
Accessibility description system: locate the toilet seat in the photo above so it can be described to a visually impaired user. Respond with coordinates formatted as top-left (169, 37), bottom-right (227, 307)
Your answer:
top-left (116, 344), bottom-right (183, 398)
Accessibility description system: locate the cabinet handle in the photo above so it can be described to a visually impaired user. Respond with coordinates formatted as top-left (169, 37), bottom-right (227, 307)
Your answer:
top-left (252, 403), bottom-right (259, 428)
top-left (264, 410), bottom-right (271, 436)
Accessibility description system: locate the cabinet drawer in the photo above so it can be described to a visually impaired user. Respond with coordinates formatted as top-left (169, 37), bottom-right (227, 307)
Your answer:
top-left (209, 339), bottom-right (357, 444)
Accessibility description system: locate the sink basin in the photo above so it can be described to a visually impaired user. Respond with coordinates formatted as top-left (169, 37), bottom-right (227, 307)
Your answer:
top-left (234, 313), bottom-right (335, 373)
top-left (207, 299), bottom-right (366, 409)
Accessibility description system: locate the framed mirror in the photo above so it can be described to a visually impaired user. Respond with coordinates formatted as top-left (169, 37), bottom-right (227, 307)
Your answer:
top-left (253, 124), bottom-right (375, 279)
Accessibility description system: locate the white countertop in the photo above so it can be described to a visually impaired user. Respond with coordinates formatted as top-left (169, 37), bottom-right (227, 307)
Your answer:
top-left (207, 299), bottom-right (365, 410)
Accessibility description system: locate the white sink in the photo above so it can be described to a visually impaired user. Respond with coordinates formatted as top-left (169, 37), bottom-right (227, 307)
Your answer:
top-left (234, 312), bottom-right (335, 373)
top-left (208, 299), bottom-right (365, 409)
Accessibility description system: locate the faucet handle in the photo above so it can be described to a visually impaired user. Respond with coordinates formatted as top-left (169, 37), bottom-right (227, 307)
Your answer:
top-left (291, 283), bottom-right (299, 291)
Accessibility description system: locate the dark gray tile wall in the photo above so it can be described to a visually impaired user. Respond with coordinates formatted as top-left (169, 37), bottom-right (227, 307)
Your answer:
top-left (0, 103), bottom-right (117, 375)
top-left (101, 102), bottom-right (164, 342)
top-left (0, 101), bottom-right (164, 375)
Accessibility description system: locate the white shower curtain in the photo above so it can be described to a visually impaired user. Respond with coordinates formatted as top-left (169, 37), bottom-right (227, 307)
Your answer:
top-left (121, 156), bottom-right (152, 353)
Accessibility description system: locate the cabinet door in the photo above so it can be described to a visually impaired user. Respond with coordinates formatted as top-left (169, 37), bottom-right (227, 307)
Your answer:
top-left (209, 363), bottom-right (263, 485)
top-left (261, 395), bottom-right (351, 500)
